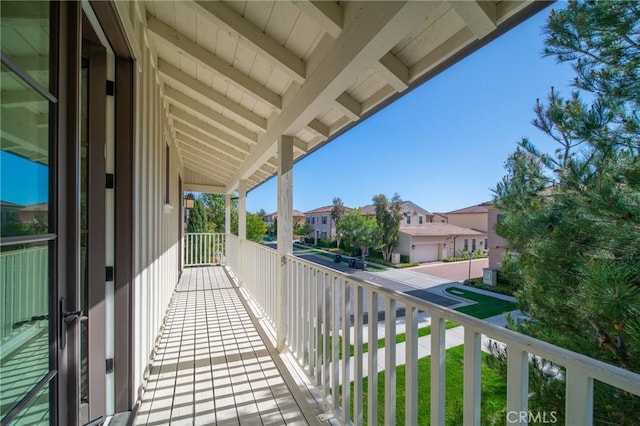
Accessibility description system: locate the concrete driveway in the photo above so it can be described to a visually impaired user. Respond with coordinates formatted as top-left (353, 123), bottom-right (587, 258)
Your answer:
top-left (412, 258), bottom-right (488, 282)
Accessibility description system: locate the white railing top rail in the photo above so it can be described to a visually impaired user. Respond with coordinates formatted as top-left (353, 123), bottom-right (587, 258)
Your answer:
top-left (185, 232), bottom-right (226, 236)
top-left (244, 239), bottom-right (277, 252)
top-left (286, 253), bottom-right (640, 396)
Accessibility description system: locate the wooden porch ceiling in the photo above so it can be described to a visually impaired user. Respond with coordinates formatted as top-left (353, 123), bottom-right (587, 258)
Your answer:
top-left (142, 0), bottom-right (546, 194)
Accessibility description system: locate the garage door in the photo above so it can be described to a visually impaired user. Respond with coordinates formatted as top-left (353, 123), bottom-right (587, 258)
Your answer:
top-left (414, 243), bottom-right (439, 262)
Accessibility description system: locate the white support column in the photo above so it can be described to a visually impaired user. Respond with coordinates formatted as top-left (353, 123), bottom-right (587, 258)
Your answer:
top-left (276, 135), bottom-right (293, 352)
top-left (225, 193), bottom-right (231, 235)
top-left (238, 180), bottom-right (247, 240)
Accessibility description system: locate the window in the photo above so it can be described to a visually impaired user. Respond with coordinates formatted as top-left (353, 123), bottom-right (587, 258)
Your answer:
top-left (418, 215), bottom-right (423, 225)
top-left (306, 217), bottom-right (310, 224)
top-left (497, 214), bottom-right (504, 223)
top-left (322, 216), bottom-right (327, 225)
top-left (311, 217), bottom-right (315, 224)
top-left (406, 215), bottom-right (411, 225)
top-left (472, 239), bottom-right (476, 251)
top-left (464, 239), bottom-right (468, 250)
top-left (484, 238), bottom-right (488, 248)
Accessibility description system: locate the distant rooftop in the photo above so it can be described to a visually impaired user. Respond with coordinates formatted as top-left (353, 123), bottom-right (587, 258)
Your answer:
top-left (446, 201), bottom-right (492, 215)
top-left (400, 223), bottom-right (485, 237)
top-left (304, 205), bottom-right (353, 215)
top-left (360, 200), bottom-right (430, 216)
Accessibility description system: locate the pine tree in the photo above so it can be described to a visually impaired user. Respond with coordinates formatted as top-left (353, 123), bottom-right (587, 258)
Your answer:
top-left (494, 2), bottom-right (640, 423)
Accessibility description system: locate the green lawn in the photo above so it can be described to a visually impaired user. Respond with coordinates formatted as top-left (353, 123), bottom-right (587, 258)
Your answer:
top-left (446, 287), bottom-right (517, 319)
top-left (347, 345), bottom-right (508, 425)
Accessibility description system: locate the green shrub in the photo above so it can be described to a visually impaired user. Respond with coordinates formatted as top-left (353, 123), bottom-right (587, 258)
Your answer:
top-left (463, 278), bottom-right (516, 297)
top-left (443, 256), bottom-right (466, 262)
top-left (400, 254), bottom-right (410, 263)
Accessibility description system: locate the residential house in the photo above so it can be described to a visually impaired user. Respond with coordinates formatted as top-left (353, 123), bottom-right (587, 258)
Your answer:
top-left (398, 223), bottom-right (487, 263)
top-left (432, 212), bottom-right (448, 223)
top-left (359, 200), bottom-right (433, 228)
top-left (304, 205), bottom-right (352, 241)
top-left (263, 209), bottom-right (305, 232)
top-left (0, 201), bottom-right (23, 230)
top-left (446, 202), bottom-right (491, 232)
top-left (1, 2), bottom-right (626, 425)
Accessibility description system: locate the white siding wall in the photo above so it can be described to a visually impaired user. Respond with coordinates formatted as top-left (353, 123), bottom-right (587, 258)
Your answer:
top-left (121, 2), bottom-right (182, 400)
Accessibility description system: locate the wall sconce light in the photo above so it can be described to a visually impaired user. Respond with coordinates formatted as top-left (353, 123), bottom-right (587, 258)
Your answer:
top-left (411, 244), bottom-right (415, 249)
top-left (184, 193), bottom-right (195, 209)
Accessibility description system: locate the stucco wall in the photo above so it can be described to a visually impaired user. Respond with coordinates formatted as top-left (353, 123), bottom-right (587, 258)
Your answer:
top-left (488, 207), bottom-right (507, 269)
top-left (447, 212), bottom-right (488, 232)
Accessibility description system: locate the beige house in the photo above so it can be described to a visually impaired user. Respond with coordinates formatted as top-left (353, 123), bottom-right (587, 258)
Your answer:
top-left (263, 209), bottom-right (305, 227)
top-left (305, 205), bottom-right (353, 240)
top-left (360, 200), bottom-right (433, 228)
top-left (446, 202), bottom-right (491, 232)
top-left (487, 204), bottom-right (508, 270)
top-left (398, 223), bottom-right (487, 263)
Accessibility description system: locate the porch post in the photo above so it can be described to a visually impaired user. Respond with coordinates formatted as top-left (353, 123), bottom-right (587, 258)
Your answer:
top-left (238, 180), bottom-right (247, 286)
top-left (225, 193), bottom-right (231, 235)
top-left (276, 135), bottom-right (293, 352)
top-left (238, 180), bottom-right (247, 241)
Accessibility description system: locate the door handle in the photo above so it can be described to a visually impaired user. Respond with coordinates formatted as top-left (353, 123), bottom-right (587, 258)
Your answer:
top-left (63, 310), bottom-right (88, 324)
top-left (60, 298), bottom-right (87, 350)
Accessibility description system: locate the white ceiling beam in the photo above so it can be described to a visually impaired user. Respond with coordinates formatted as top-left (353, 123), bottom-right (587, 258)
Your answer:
top-left (293, 138), bottom-right (308, 153)
top-left (173, 123), bottom-right (245, 163)
top-left (227, 1), bottom-right (435, 191)
top-left (375, 52), bottom-right (409, 91)
top-left (448, 0), bottom-right (497, 38)
top-left (169, 105), bottom-right (252, 154)
top-left (180, 152), bottom-right (233, 179)
top-left (335, 92), bottom-right (361, 121)
top-left (362, 84), bottom-right (396, 115)
top-left (163, 85), bottom-right (258, 144)
top-left (183, 183), bottom-right (226, 194)
top-left (147, 16), bottom-right (281, 110)
top-left (292, 1), bottom-right (342, 38)
top-left (409, 27), bottom-right (475, 81)
top-left (191, 1), bottom-right (306, 83)
top-left (158, 59), bottom-right (267, 131)
top-left (306, 119), bottom-right (330, 138)
top-left (178, 133), bottom-right (238, 174)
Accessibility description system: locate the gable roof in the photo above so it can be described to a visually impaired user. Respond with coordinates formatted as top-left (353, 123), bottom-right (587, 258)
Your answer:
top-left (304, 205), bottom-right (352, 215)
top-left (446, 202), bottom-right (492, 215)
top-left (264, 210), bottom-right (305, 217)
top-left (400, 223), bottom-right (485, 237)
top-left (360, 200), bottom-right (430, 216)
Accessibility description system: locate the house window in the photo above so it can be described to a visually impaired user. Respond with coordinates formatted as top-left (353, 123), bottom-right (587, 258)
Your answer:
top-left (165, 143), bottom-right (170, 204)
top-left (497, 214), bottom-right (504, 223)
top-left (306, 217), bottom-right (310, 224)
top-left (472, 239), bottom-right (476, 251)
top-left (322, 216), bottom-right (327, 225)
top-left (484, 238), bottom-right (488, 248)
top-left (406, 215), bottom-right (411, 225)
top-left (464, 239), bottom-right (468, 250)
top-left (418, 215), bottom-right (423, 225)
top-left (311, 217), bottom-right (315, 224)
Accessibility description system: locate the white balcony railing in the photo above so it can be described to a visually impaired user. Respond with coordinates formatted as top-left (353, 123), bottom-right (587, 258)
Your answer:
top-left (220, 233), bottom-right (640, 425)
top-left (0, 246), bottom-right (48, 343)
top-left (183, 232), bottom-right (225, 267)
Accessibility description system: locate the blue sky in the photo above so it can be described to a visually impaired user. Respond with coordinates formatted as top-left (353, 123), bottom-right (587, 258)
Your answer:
top-left (0, 151), bottom-right (48, 206)
top-left (247, 4), bottom-right (575, 214)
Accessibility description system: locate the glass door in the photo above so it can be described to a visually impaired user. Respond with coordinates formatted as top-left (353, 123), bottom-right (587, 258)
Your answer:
top-left (78, 32), bottom-right (107, 424)
top-left (0, 1), bottom-right (56, 425)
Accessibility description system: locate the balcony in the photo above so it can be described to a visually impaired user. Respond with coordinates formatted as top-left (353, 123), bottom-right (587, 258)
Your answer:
top-left (134, 233), bottom-right (640, 425)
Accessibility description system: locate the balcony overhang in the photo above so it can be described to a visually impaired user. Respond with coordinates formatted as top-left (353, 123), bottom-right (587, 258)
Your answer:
top-left (137, 0), bottom-right (550, 193)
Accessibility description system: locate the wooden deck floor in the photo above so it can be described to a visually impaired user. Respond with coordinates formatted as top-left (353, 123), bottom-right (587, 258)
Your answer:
top-left (135, 266), bottom-right (323, 426)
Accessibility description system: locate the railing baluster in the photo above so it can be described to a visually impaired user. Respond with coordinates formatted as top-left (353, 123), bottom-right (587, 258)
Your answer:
top-left (566, 367), bottom-right (594, 426)
top-left (507, 343), bottom-right (529, 425)
top-left (431, 314), bottom-right (445, 426)
top-left (331, 276), bottom-right (340, 410)
top-left (405, 304), bottom-right (418, 426)
top-left (464, 327), bottom-right (482, 426)
top-left (384, 297), bottom-right (396, 425)
top-left (341, 280), bottom-right (351, 424)
top-left (303, 265), bottom-right (309, 366)
top-left (308, 268), bottom-right (316, 377)
top-left (368, 290), bottom-right (379, 426)
top-left (323, 271), bottom-right (331, 407)
top-left (353, 285), bottom-right (364, 426)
